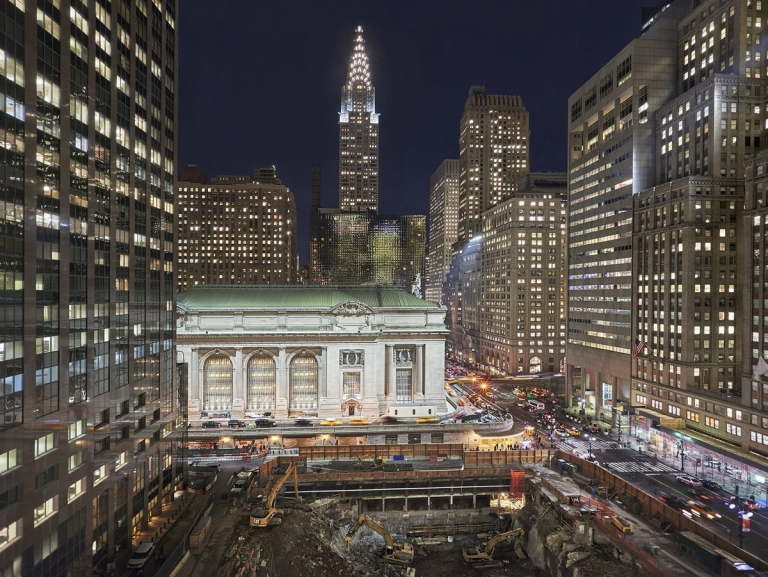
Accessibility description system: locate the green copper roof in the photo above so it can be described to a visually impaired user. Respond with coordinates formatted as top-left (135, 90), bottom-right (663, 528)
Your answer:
top-left (177, 285), bottom-right (439, 311)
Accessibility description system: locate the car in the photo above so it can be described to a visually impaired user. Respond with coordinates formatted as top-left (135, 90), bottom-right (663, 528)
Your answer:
top-left (232, 480), bottom-right (248, 492)
top-left (201, 421), bottom-right (221, 428)
top-left (294, 418), bottom-right (313, 427)
top-left (254, 418), bottom-right (275, 427)
top-left (516, 401), bottom-right (526, 407)
top-left (416, 416), bottom-right (439, 424)
top-left (687, 489), bottom-right (713, 501)
top-left (190, 461), bottom-right (221, 471)
top-left (228, 420), bottom-right (247, 428)
top-left (686, 500), bottom-right (721, 520)
top-left (659, 493), bottom-right (686, 512)
top-left (701, 479), bottom-right (723, 491)
top-left (731, 496), bottom-right (761, 510)
top-left (320, 418), bottom-right (341, 426)
top-left (675, 474), bottom-right (702, 487)
top-left (379, 416), bottom-right (399, 424)
top-left (127, 542), bottom-right (156, 569)
top-left (566, 428), bottom-right (581, 437)
top-left (555, 429), bottom-right (570, 438)
top-left (349, 417), bottom-right (371, 425)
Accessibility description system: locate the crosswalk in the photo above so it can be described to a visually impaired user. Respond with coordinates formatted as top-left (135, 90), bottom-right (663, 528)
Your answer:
top-left (602, 461), bottom-right (678, 474)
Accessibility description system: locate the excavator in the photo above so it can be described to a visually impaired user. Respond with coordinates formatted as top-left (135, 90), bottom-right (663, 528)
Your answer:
top-left (345, 513), bottom-right (414, 565)
top-left (462, 528), bottom-right (525, 565)
top-left (249, 462), bottom-right (299, 528)
top-left (354, 455), bottom-right (386, 470)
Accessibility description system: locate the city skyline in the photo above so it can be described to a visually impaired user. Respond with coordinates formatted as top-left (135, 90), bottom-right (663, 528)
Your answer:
top-left (179, 1), bottom-right (652, 262)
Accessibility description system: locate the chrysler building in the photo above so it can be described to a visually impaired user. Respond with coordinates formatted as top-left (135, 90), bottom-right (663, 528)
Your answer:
top-left (339, 26), bottom-right (380, 212)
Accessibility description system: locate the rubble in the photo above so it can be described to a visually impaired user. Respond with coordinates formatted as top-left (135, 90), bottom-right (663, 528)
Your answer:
top-left (215, 495), bottom-right (650, 577)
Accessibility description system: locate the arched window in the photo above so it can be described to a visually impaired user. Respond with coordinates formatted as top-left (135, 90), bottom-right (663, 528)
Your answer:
top-left (203, 354), bottom-right (233, 411)
top-left (529, 356), bottom-right (542, 375)
top-left (289, 353), bottom-right (318, 414)
top-left (247, 354), bottom-right (276, 411)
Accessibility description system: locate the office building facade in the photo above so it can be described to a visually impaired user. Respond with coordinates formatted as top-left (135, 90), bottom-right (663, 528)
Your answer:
top-left (177, 168), bottom-right (298, 293)
top-left (0, 1), bottom-right (180, 575)
top-left (458, 87), bottom-right (529, 243)
top-left (310, 210), bottom-right (425, 291)
top-left (479, 174), bottom-right (567, 376)
top-left (566, 15), bottom-right (678, 422)
top-left (426, 159), bottom-right (460, 305)
top-left (339, 26), bottom-right (379, 213)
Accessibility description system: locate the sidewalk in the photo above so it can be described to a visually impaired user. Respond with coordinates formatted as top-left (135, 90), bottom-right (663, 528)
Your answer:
top-left (112, 492), bottom-right (208, 577)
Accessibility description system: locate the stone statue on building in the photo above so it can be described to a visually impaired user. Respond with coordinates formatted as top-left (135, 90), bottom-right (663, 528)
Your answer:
top-left (411, 273), bottom-right (422, 298)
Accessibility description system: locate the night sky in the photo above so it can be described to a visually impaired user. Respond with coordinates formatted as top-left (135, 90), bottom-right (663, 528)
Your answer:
top-left (179, 1), bottom-right (654, 264)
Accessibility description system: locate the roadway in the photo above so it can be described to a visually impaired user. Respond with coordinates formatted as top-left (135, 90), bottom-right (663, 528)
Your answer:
top-left (465, 374), bottom-right (768, 559)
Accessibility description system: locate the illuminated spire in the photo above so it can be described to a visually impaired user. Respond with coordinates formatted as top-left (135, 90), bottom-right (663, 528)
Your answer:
top-left (347, 25), bottom-right (371, 88)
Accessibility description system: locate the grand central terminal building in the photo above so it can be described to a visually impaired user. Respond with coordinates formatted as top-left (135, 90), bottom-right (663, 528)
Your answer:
top-left (177, 285), bottom-right (448, 419)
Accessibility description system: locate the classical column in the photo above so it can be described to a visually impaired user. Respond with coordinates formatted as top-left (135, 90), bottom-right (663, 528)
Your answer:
top-left (276, 348), bottom-right (288, 417)
top-left (320, 348), bottom-right (328, 398)
top-left (233, 348), bottom-right (245, 416)
top-left (190, 347), bottom-right (201, 416)
top-left (414, 345), bottom-right (424, 400)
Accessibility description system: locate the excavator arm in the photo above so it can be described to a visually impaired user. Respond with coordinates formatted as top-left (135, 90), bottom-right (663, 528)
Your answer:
top-left (346, 513), bottom-right (394, 547)
top-left (265, 463), bottom-right (297, 509)
top-left (345, 514), bottom-right (414, 565)
top-left (483, 528), bottom-right (525, 556)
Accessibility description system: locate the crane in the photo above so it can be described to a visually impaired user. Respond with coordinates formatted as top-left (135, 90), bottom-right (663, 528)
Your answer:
top-left (345, 514), bottom-right (414, 565)
top-left (354, 455), bottom-right (385, 470)
top-left (462, 528), bottom-right (525, 564)
top-left (249, 462), bottom-right (299, 528)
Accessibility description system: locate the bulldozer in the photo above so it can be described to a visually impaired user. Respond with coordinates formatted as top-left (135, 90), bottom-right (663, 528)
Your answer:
top-left (354, 455), bottom-right (386, 470)
top-left (249, 462), bottom-right (299, 528)
top-left (345, 513), bottom-right (414, 565)
top-left (462, 528), bottom-right (525, 565)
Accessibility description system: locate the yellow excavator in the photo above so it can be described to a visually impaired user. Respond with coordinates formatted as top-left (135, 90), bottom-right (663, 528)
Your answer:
top-left (354, 455), bottom-right (386, 470)
top-left (345, 514), bottom-right (414, 565)
top-left (462, 528), bottom-right (525, 564)
top-left (249, 462), bottom-right (299, 528)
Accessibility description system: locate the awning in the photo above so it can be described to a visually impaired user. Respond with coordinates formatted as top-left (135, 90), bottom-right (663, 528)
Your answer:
top-left (637, 407), bottom-right (684, 429)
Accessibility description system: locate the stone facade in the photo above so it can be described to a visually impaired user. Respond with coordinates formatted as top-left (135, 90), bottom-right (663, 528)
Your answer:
top-left (177, 286), bottom-right (448, 419)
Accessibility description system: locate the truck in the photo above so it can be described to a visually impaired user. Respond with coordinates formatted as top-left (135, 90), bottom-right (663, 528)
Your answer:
top-left (345, 514), bottom-right (414, 565)
top-left (355, 455), bottom-right (385, 470)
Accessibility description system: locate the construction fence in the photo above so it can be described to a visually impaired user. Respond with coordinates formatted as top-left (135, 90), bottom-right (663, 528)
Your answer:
top-left (557, 450), bottom-right (768, 572)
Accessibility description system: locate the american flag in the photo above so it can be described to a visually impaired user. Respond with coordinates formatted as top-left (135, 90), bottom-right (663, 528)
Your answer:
top-left (632, 338), bottom-right (645, 358)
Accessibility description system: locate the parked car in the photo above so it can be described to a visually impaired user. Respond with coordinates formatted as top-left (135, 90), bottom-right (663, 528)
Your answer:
top-left (201, 421), bottom-right (221, 429)
top-left (127, 543), bottom-right (155, 569)
top-left (228, 420), bottom-right (247, 428)
top-left (190, 461), bottom-right (221, 471)
top-left (675, 474), bottom-right (702, 487)
top-left (701, 479), bottom-right (723, 491)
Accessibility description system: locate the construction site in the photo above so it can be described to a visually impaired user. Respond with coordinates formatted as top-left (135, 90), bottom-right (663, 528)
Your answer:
top-left (180, 444), bottom-right (768, 577)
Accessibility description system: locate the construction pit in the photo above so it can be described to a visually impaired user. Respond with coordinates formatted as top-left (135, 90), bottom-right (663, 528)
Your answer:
top-left (214, 447), bottom-right (708, 577)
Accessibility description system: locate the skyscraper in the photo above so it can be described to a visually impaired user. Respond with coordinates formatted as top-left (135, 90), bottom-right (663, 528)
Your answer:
top-left (339, 26), bottom-right (379, 212)
top-left (0, 1), bottom-right (179, 575)
top-left (566, 14), bottom-right (678, 419)
top-left (480, 174), bottom-right (567, 376)
top-left (310, 210), bottom-right (425, 290)
top-left (177, 167), bottom-right (298, 292)
top-left (458, 87), bottom-right (530, 242)
top-left (426, 160), bottom-right (460, 304)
